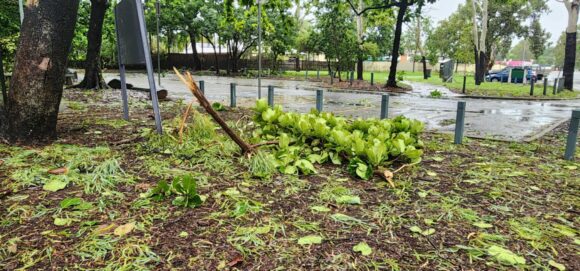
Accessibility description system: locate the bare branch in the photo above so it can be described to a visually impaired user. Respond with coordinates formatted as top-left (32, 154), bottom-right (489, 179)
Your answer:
top-left (346, 0), bottom-right (398, 16)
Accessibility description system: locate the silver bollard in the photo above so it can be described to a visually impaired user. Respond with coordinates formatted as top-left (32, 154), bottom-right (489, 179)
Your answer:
top-left (454, 101), bottom-right (466, 144)
top-left (564, 110), bottom-right (580, 160)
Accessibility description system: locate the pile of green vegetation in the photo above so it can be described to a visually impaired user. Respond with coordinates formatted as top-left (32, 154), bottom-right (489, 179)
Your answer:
top-left (251, 99), bottom-right (424, 180)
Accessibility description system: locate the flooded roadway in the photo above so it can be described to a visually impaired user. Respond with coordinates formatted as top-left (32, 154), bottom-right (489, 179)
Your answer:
top-left (100, 72), bottom-right (580, 142)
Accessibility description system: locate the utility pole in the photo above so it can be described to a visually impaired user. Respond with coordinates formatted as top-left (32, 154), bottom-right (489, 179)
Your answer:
top-left (257, 0), bottom-right (263, 98)
top-left (155, 0), bottom-right (161, 86)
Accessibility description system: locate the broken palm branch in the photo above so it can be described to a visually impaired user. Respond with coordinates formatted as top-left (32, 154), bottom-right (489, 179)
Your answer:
top-left (173, 68), bottom-right (255, 154)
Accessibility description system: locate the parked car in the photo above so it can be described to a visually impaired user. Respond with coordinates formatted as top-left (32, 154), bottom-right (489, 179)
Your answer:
top-left (485, 67), bottom-right (537, 83)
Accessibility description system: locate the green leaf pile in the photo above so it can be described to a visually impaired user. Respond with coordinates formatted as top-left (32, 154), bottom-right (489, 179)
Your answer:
top-left (252, 99), bottom-right (424, 179)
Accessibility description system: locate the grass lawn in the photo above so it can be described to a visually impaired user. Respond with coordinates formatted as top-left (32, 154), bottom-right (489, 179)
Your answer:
top-left (405, 73), bottom-right (580, 99)
top-left (280, 70), bottom-right (424, 85)
top-left (0, 89), bottom-right (579, 270)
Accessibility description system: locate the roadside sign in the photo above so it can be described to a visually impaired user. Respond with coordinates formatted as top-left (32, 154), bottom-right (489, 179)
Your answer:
top-left (114, 0), bottom-right (163, 134)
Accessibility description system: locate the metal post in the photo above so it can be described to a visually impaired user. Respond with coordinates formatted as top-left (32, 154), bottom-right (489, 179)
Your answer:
top-left (230, 83), bottom-right (237, 107)
top-left (380, 94), bottom-right (389, 119)
top-left (155, 0), bottom-right (161, 86)
top-left (257, 0), bottom-right (263, 98)
top-left (564, 110), bottom-right (580, 160)
top-left (114, 8), bottom-right (129, 121)
top-left (137, 0), bottom-right (163, 134)
top-left (349, 71), bottom-right (354, 86)
top-left (316, 89), bottom-right (323, 112)
top-left (371, 73), bottom-right (374, 86)
top-left (267, 85), bottom-right (274, 106)
top-left (119, 64), bottom-right (130, 120)
top-left (305, 70), bottom-right (308, 80)
top-left (199, 80), bottom-right (205, 95)
top-left (553, 78), bottom-right (558, 95)
top-left (543, 78), bottom-right (548, 96)
top-left (530, 80), bottom-right (534, 96)
top-left (454, 101), bottom-right (466, 144)
top-left (462, 76), bottom-right (467, 94)
top-left (18, 0), bottom-right (24, 24)
top-left (317, 69), bottom-right (320, 80)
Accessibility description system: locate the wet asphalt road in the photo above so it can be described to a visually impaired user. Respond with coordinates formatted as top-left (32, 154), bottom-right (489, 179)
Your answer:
top-left (98, 72), bottom-right (580, 142)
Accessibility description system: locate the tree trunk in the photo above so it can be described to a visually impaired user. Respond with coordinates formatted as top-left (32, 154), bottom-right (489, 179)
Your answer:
top-left (188, 31), bottom-right (202, 71)
top-left (0, 46), bottom-right (7, 107)
top-left (77, 0), bottom-right (108, 89)
top-left (386, 3), bottom-right (408, 87)
top-left (473, 47), bottom-right (483, 85)
top-left (564, 32), bottom-right (576, 90)
top-left (212, 47), bottom-right (219, 75)
top-left (476, 51), bottom-right (487, 85)
top-left (356, 56), bottom-right (364, 80)
top-left (3, 0), bottom-right (80, 142)
top-left (421, 56), bottom-right (427, 79)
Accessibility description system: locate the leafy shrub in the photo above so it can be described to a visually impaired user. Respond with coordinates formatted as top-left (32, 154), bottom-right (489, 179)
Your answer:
top-left (148, 174), bottom-right (202, 208)
top-left (429, 89), bottom-right (443, 98)
top-left (212, 102), bottom-right (226, 111)
top-left (397, 71), bottom-right (406, 82)
top-left (252, 99), bottom-right (424, 179)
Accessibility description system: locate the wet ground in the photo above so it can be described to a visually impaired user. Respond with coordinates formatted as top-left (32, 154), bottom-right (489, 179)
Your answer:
top-left (97, 72), bottom-right (580, 142)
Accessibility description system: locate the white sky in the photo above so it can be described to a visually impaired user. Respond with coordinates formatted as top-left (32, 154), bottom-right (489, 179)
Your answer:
top-left (423, 0), bottom-right (566, 45)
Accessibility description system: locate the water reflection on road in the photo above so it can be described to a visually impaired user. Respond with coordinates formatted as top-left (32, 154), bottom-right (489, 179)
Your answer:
top-left (101, 72), bottom-right (580, 142)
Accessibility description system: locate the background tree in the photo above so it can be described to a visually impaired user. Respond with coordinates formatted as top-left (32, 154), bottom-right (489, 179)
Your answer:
top-left (314, 0), bottom-right (358, 80)
top-left (560, 0), bottom-right (579, 90)
top-left (75, 0), bottom-right (109, 89)
top-left (0, 0), bottom-right (20, 71)
top-left (507, 40), bottom-right (535, 61)
top-left (402, 15), bottom-right (432, 78)
top-left (465, 0), bottom-right (548, 84)
top-left (264, 0), bottom-right (296, 72)
top-left (470, 0), bottom-right (488, 85)
top-left (222, 1), bottom-right (262, 74)
top-left (1, 0), bottom-right (80, 142)
top-left (425, 6), bottom-right (473, 71)
top-left (527, 16), bottom-right (551, 60)
top-left (347, 0), bottom-right (437, 88)
top-left (198, 2), bottom-right (224, 74)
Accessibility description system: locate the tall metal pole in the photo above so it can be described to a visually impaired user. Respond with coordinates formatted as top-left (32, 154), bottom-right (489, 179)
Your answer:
top-left (155, 0), bottom-right (161, 86)
top-left (257, 0), bottom-right (263, 98)
top-left (18, 0), bottom-right (24, 24)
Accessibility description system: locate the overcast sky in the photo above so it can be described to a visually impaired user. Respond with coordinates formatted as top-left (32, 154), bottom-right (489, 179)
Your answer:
top-left (423, 0), bottom-right (566, 45)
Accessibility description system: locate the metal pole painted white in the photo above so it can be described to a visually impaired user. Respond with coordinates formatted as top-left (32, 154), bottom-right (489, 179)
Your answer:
top-left (18, 0), bottom-right (24, 24)
top-left (257, 0), bottom-right (263, 99)
top-left (155, 0), bottom-right (161, 86)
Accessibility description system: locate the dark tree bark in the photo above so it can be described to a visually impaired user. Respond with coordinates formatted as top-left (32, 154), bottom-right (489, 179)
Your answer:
top-left (188, 31), bottom-right (202, 71)
top-left (202, 34), bottom-right (219, 75)
top-left (0, 46), bottom-right (7, 107)
top-left (2, 0), bottom-right (80, 142)
top-left (386, 3), bottom-right (408, 87)
top-left (77, 0), bottom-right (108, 89)
top-left (473, 47), bottom-right (487, 86)
top-left (476, 52), bottom-right (487, 85)
top-left (564, 32), bottom-right (576, 90)
top-left (421, 56), bottom-right (427, 79)
top-left (356, 55), bottom-right (364, 80)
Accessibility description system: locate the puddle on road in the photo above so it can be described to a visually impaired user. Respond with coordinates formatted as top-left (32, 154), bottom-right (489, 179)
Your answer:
top-left (95, 72), bottom-right (580, 142)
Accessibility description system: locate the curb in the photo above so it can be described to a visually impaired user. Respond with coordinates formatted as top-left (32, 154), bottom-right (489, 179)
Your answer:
top-left (457, 95), bottom-right (580, 101)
